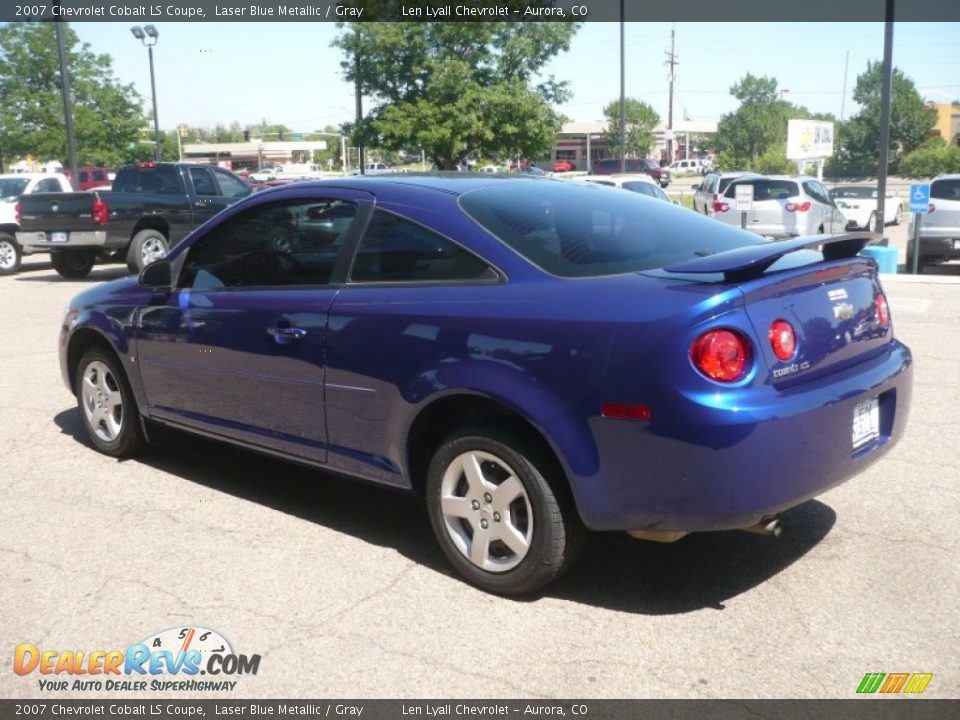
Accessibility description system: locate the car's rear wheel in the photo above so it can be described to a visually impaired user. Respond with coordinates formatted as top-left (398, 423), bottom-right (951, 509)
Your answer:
top-left (426, 426), bottom-right (583, 595)
top-left (51, 249), bottom-right (96, 278)
top-left (75, 347), bottom-right (144, 457)
top-left (893, 205), bottom-right (903, 225)
top-left (0, 232), bottom-right (22, 275)
top-left (127, 229), bottom-right (169, 273)
top-left (864, 212), bottom-right (877, 231)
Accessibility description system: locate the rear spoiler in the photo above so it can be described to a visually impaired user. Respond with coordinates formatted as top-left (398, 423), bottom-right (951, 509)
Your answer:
top-left (663, 233), bottom-right (879, 282)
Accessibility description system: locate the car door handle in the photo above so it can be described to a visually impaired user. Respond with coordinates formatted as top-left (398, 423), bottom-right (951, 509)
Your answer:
top-left (267, 326), bottom-right (307, 340)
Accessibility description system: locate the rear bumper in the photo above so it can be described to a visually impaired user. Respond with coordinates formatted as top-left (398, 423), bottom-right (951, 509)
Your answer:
top-left (572, 340), bottom-right (913, 532)
top-left (908, 234), bottom-right (960, 259)
top-left (19, 230), bottom-right (107, 249)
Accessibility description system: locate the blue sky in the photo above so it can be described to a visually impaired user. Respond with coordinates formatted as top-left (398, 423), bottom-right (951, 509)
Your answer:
top-left (72, 21), bottom-right (960, 132)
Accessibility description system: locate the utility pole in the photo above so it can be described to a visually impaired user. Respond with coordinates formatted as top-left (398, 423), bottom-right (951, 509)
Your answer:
top-left (664, 24), bottom-right (678, 164)
top-left (354, 26), bottom-right (365, 175)
top-left (54, 8), bottom-right (79, 189)
top-left (875, 0), bottom-right (895, 236)
top-left (618, 1), bottom-right (625, 173)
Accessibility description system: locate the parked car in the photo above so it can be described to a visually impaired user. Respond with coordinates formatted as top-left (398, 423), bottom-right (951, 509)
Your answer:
top-left (713, 176), bottom-right (847, 238)
top-left (668, 158), bottom-right (706, 177)
top-left (0, 172), bottom-right (73, 275)
top-left (551, 159), bottom-right (576, 172)
top-left (59, 176), bottom-right (912, 595)
top-left (479, 165), bottom-right (508, 174)
top-left (832, 185), bottom-right (903, 230)
top-left (907, 174), bottom-right (960, 270)
top-left (516, 166), bottom-right (546, 176)
top-left (592, 158), bottom-right (670, 187)
top-left (17, 162), bottom-right (251, 278)
top-left (250, 167), bottom-right (279, 182)
top-left (577, 173), bottom-right (673, 203)
top-left (68, 167), bottom-right (113, 192)
top-left (692, 171), bottom-right (760, 216)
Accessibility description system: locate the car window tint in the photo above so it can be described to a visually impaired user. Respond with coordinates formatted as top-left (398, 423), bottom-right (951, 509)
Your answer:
top-left (725, 179), bottom-right (798, 201)
top-left (79, 172), bottom-right (88, 183)
top-left (113, 168), bottom-right (138, 193)
top-left (189, 168), bottom-right (218, 197)
top-left (717, 176), bottom-right (738, 193)
top-left (931, 179), bottom-right (960, 200)
top-left (93, 171), bottom-right (106, 182)
top-left (350, 210), bottom-right (494, 283)
top-left (834, 187), bottom-right (874, 199)
top-left (140, 167), bottom-right (183, 195)
top-left (460, 181), bottom-right (762, 278)
top-left (33, 178), bottom-right (62, 192)
top-left (181, 198), bottom-right (358, 289)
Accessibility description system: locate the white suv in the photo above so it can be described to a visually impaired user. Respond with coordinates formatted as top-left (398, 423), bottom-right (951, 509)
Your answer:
top-left (712, 176), bottom-right (846, 238)
top-left (907, 174), bottom-right (960, 270)
top-left (692, 171), bottom-right (759, 216)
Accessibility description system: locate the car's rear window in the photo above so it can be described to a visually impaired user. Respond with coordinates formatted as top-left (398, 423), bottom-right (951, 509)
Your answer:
top-left (724, 179), bottom-right (799, 201)
top-left (931, 179), bottom-right (960, 200)
top-left (833, 186), bottom-right (875, 199)
top-left (460, 181), bottom-right (761, 278)
top-left (717, 176), bottom-right (742, 193)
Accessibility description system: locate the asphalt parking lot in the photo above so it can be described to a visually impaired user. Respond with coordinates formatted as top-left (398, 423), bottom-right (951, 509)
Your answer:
top-left (1, 243), bottom-right (957, 700)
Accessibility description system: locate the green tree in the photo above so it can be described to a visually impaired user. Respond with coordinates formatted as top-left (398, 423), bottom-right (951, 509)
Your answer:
top-left (333, 22), bottom-right (578, 169)
top-left (0, 23), bottom-right (148, 167)
top-left (713, 73), bottom-right (801, 170)
top-left (898, 138), bottom-right (960, 177)
top-left (830, 62), bottom-right (937, 176)
top-left (602, 98), bottom-right (660, 158)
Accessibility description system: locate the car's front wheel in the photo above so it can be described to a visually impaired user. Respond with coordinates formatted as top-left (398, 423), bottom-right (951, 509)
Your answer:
top-left (893, 204), bottom-right (903, 225)
top-left (51, 249), bottom-right (96, 278)
top-left (0, 232), bottom-right (22, 275)
top-left (75, 347), bottom-right (144, 457)
top-left (426, 427), bottom-right (583, 595)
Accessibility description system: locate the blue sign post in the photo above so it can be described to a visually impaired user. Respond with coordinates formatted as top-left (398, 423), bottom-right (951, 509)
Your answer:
top-left (909, 184), bottom-right (930, 274)
top-left (909, 184), bottom-right (930, 214)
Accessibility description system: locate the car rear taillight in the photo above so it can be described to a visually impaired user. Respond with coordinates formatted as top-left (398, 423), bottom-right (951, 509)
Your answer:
top-left (14, 201), bottom-right (22, 225)
top-left (712, 200), bottom-right (730, 213)
top-left (875, 293), bottom-right (890, 328)
top-left (690, 329), bottom-right (751, 382)
top-left (785, 201), bottom-right (811, 212)
top-left (92, 197), bottom-right (109, 225)
top-left (139, 162), bottom-right (157, 168)
top-left (769, 319), bottom-right (797, 361)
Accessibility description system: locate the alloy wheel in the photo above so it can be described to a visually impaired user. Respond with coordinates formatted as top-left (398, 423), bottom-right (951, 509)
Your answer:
top-left (0, 239), bottom-right (17, 271)
top-left (439, 450), bottom-right (533, 572)
top-left (81, 360), bottom-right (124, 442)
top-left (141, 237), bottom-right (167, 266)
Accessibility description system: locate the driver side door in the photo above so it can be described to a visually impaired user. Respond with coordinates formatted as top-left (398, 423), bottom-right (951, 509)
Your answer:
top-left (136, 190), bottom-right (373, 463)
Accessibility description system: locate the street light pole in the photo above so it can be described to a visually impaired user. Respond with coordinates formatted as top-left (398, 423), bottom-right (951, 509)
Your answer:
top-left (619, 0), bottom-right (625, 174)
top-left (54, 13), bottom-right (79, 188)
top-left (131, 25), bottom-right (161, 161)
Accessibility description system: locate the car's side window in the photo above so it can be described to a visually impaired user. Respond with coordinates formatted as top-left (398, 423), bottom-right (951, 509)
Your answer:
top-left (190, 168), bottom-right (218, 197)
top-left (180, 198), bottom-right (359, 290)
top-left (33, 178), bottom-right (62, 193)
top-left (213, 168), bottom-right (251, 199)
top-left (350, 209), bottom-right (495, 283)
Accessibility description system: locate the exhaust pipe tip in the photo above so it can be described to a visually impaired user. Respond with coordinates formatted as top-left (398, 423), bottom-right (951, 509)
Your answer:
top-left (742, 518), bottom-right (782, 537)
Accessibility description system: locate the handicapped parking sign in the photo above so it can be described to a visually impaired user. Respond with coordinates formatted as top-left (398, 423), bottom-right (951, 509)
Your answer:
top-left (909, 184), bottom-right (931, 214)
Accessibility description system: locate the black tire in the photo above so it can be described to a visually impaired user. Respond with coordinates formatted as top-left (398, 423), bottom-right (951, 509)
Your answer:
top-left (74, 347), bottom-right (144, 457)
top-left (51, 249), bottom-right (96, 278)
top-left (426, 425), bottom-right (583, 595)
top-left (126, 229), bottom-right (169, 274)
top-left (864, 212), bottom-right (877, 232)
top-left (0, 232), bottom-right (22, 275)
top-left (893, 204), bottom-right (903, 226)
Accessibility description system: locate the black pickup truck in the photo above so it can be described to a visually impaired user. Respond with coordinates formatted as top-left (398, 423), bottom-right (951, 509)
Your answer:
top-left (17, 163), bottom-right (252, 278)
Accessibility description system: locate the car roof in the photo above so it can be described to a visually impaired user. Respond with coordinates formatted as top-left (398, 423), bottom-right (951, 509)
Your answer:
top-left (932, 174), bottom-right (960, 181)
top-left (251, 173), bottom-right (541, 198)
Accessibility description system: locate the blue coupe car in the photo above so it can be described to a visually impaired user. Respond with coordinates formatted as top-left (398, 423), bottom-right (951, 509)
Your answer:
top-left (60, 176), bottom-right (912, 594)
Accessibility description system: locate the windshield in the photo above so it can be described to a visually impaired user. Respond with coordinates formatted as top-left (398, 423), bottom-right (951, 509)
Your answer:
top-left (833, 187), bottom-right (875, 199)
top-left (0, 178), bottom-right (30, 199)
top-left (460, 181), bottom-right (761, 278)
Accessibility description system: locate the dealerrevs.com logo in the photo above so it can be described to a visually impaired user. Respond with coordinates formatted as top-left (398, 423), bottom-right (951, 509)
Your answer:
top-left (14, 626), bottom-right (260, 692)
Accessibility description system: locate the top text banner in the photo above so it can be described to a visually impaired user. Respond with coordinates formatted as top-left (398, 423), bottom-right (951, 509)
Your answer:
top-left (5, 0), bottom-right (960, 23)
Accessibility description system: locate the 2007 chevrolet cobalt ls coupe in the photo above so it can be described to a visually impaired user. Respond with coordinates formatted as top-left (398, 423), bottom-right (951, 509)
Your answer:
top-left (60, 176), bottom-right (912, 594)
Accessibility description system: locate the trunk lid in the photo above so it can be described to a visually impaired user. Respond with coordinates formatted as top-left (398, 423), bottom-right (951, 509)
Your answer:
top-left (663, 233), bottom-right (889, 387)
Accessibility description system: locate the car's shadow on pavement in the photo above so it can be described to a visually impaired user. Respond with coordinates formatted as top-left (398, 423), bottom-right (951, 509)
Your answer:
top-left (14, 264), bottom-right (130, 283)
top-left (54, 407), bottom-right (836, 614)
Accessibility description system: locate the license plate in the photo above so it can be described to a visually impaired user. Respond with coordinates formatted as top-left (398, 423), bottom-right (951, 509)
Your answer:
top-left (852, 398), bottom-right (880, 450)
top-left (51, 232), bottom-right (67, 243)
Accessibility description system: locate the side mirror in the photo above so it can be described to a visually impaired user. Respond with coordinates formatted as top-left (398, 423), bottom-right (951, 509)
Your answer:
top-left (139, 259), bottom-right (172, 289)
